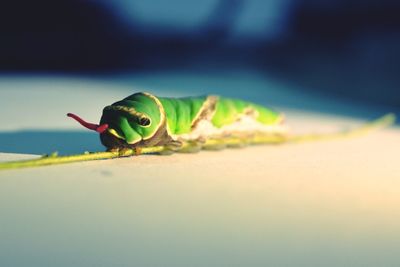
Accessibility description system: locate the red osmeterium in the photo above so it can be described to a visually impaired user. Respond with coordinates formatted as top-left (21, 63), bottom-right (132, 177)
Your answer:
top-left (67, 113), bottom-right (108, 134)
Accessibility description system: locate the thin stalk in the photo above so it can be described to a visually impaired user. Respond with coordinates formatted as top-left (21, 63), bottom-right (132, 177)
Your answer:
top-left (0, 113), bottom-right (395, 171)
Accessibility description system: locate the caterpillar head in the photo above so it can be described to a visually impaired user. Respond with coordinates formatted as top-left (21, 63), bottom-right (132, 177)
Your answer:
top-left (68, 93), bottom-right (165, 149)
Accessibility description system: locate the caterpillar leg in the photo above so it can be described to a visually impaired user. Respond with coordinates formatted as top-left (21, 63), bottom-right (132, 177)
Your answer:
top-left (157, 140), bottom-right (183, 155)
top-left (225, 133), bottom-right (253, 148)
top-left (178, 141), bottom-right (203, 153)
top-left (107, 147), bottom-right (143, 156)
top-left (226, 137), bottom-right (249, 148)
top-left (202, 138), bottom-right (227, 151)
top-left (158, 149), bottom-right (175, 155)
top-left (107, 147), bottom-right (120, 153)
top-left (167, 140), bottom-right (183, 150)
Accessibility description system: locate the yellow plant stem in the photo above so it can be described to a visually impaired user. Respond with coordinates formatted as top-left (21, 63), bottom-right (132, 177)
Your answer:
top-left (0, 113), bottom-right (395, 170)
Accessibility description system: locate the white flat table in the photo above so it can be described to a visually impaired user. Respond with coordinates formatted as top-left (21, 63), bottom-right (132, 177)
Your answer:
top-left (0, 72), bottom-right (399, 267)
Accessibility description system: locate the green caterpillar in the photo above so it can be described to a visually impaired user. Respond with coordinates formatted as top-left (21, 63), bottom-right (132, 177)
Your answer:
top-left (68, 92), bottom-right (286, 150)
top-left (0, 91), bottom-right (394, 170)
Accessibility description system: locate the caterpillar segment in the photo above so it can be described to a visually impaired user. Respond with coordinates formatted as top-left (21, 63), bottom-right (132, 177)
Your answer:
top-left (68, 92), bottom-right (287, 151)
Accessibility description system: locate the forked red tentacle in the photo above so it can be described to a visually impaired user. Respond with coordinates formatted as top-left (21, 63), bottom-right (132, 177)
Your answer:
top-left (67, 113), bottom-right (108, 134)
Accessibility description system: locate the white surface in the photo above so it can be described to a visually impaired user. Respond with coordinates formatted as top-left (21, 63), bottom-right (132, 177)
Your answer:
top-left (0, 73), bottom-right (399, 267)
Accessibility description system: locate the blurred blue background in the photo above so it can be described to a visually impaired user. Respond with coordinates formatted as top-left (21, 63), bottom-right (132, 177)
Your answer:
top-left (1, 0), bottom-right (399, 108)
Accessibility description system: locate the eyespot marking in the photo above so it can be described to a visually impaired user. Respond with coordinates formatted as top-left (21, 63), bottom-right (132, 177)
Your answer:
top-left (139, 117), bottom-right (151, 127)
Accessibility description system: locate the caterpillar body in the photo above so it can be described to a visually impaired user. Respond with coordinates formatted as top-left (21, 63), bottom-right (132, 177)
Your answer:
top-left (68, 92), bottom-right (287, 150)
top-left (0, 92), bottom-right (394, 170)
